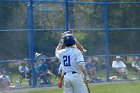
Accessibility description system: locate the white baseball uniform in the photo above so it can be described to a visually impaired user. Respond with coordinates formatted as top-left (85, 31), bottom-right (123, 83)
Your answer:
top-left (112, 61), bottom-right (126, 68)
top-left (112, 61), bottom-right (128, 75)
top-left (56, 45), bottom-right (88, 93)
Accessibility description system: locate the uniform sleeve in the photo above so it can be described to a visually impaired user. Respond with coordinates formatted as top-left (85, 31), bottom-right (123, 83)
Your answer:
top-left (132, 62), bottom-right (135, 67)
top-left (25, 66), bottom-right (29, 72)
top-left (76, 50), bottom-right (85, 64)
top-left (112, 61), bottom-right (117, 68)
top-left (55, 50), bottom-right (61, 58)
top-left (19, 66), bottom-right (22, 73)
top-left (121, 61), bottom-right (126, 67)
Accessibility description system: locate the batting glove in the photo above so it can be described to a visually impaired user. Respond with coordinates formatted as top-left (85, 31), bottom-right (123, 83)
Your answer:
top-left (59, 38), bottom-right (64, 45)
top-left (59, 32), bottom-right (67, 44)
top-left (58, 80), bottom-right (63, 88)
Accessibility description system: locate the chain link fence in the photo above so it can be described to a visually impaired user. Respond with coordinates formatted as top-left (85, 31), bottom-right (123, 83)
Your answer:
top-left (0, 0), bottom-right (140, 89)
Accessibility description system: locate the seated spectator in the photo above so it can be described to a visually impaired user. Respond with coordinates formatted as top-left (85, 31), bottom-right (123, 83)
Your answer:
top-left (132, 56), bottom-right (140, 79)
top-left (19, 62), bottom-right (29, 79)
top-left (34, 52), bottom-right (49, 85)
top-left (0, 71), bottom-right (11, 90)
top-left (38, 60), bottom-right (51, 85)
top-left (85, 57), bottom-right (98, 82)
top-left (112, 56), bottom-right (128, 79)
top-left (52, 61), bottom-right (61, 78)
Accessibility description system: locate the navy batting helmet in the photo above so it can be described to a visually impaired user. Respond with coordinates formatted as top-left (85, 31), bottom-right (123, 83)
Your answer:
top-left (63, 34), bottom-right (75, 47)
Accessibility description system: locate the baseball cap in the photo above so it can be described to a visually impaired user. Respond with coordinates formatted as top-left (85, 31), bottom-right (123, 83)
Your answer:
top-left (35, 52), bottom-right (41, 58)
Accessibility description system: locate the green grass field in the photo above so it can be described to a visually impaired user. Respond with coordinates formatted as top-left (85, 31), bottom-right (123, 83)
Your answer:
top-left (14, 81), bottom-right (140, 93)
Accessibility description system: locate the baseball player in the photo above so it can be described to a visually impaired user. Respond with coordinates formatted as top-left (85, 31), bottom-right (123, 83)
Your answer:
top-left (55, 31), bottom-right (89, 93)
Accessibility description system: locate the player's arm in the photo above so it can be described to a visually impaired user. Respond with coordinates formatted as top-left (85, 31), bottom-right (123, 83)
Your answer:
top-left (78, 63), bottom-right (89, 83)
top-left (78, 63), bottom-right (88, 76)
top-left (56, 43), bottom-right (63, 51)
top-left (55, 34), bottom-right (64, 51)
top-left (75, 39), bottom-right (86, 52)
top-left (58, 72), bottom-right (64, 88)
top-left (69, 29), bottom-right (86, 52)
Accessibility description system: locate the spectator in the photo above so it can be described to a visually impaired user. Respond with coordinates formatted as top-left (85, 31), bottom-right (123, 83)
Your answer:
top-left (34, 52), bottom-right (49, 85)
top-left (0, 71), bottom-right (11, 90)
top-left (132, 56), bottom-right (140, 79)
top-left (112, 56), bottom-right (128, 79)
top-left (85, 57), bottom-right (98, 82)
top-left (19, 62), bottom-right (29, 79)
top-left (35, 52), bottom-right (42, 69)
top-left (52, 60), bottom-right (61, 78)
top-left (38, 60), bottom-right (51, 85)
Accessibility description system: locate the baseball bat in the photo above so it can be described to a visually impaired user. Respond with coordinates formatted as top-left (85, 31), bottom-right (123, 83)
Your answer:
top-left (86, 83), bottom-right (90, 93)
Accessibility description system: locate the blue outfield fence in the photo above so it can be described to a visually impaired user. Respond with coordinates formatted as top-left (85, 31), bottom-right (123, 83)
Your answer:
top-left (0, 0), bottom-right (140, 88)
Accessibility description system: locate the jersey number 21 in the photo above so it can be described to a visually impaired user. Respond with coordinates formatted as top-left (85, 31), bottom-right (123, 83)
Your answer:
top-left (63, 55), bottom-right (71, 66)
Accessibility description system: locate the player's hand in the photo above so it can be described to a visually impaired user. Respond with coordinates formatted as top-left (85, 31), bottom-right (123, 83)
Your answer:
top-left (61, 32), bottom-right (66, 38)
top-left (69, 29), bottom-right (74, 36)
top-left (84, 75), bottom-right (90, 84)
top-left (59, 33), bottom-right (65, 44)
top-left (59, 38), bottom-right (64, 45)
top-left (58, 80), bottom-right (63, 88)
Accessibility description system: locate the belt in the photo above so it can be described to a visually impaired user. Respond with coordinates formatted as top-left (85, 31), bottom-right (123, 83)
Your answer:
top-left (64, 71), bottom-right (77, 75)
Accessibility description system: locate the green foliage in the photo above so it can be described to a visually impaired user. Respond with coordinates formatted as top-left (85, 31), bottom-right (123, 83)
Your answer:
top-left (0, 0), bottom-right (140, 60)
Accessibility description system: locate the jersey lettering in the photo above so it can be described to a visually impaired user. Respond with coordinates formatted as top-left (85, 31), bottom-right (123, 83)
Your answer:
top-left (63, 55), bottom-right (71, 66)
